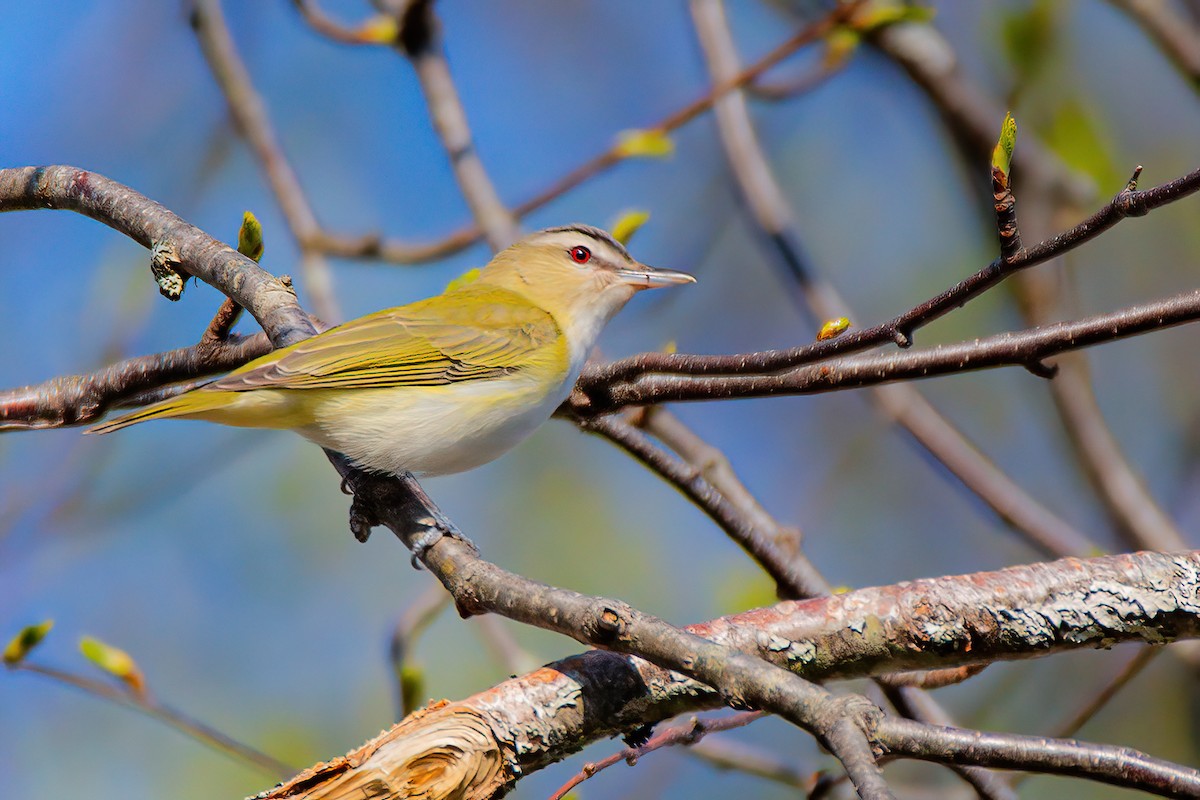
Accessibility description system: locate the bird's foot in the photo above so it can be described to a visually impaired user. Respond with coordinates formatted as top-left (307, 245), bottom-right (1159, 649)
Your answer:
top-left (622, 722), bottom-right (656, 748)
top-left (348, 491), bottom-right (379, 543)
top-left (407, 517), bottom-right (478, 568)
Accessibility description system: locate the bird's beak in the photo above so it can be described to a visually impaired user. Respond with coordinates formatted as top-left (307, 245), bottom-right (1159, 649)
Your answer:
top-left (614, 264), bottom-right (697, 289)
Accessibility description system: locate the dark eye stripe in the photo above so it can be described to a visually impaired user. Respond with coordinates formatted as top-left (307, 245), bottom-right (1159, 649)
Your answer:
top-left (544, 224), bottom-right (632, 261)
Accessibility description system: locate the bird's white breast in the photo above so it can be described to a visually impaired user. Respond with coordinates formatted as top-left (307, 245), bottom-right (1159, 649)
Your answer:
top-left (299, 367), bottom-right (578, 477)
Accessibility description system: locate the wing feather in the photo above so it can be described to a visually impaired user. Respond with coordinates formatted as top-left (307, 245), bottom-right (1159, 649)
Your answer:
top-left (208, 286), bottom-right (563, 392)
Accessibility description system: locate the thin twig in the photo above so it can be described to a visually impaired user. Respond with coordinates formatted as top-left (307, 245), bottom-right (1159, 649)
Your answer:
top-left (579, 414), bottom-right (829, 599)
top-left (190, 0), bottom-right (342, 321)
top-left (873, 16), bottom-right (1188, 553)
top-left (574, 283), bottom-right (1200, 411)
top-left (0, 334), bottom-right (268, 431)
top-left (879, 716), bottom-right (1200, 799)
top-left (391, 0), bottom-right (518, 250)
top-left (548, 711), bottom-right (767, 800)
top-left (1106, 0), bottom-right (1200, 84)
top-left (0, 166), bottom-right (315, 350)
top-left (290, 4), bottom-right (859, 264)
top-left (1051, 645), bottom-right (1162, 740)
top-left (9, 661), bottom-right (294, 780)
top-left (582, 162), bottom-right (1200, 387)
top-left (687, 0), bottom-right (1093, 562)
top-left (389, 581), bottom-right (452, 718)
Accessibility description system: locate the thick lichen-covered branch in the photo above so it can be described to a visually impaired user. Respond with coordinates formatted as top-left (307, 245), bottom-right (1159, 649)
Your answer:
top-left (258, 548), bottom-right (1200, 799)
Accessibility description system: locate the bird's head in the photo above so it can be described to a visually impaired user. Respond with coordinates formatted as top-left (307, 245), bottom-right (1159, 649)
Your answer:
top-left (478, 225), bottom-right (695, 335)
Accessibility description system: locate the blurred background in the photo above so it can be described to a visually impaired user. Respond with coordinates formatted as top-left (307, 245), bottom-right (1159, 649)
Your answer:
top-left (4, 2), bottom-right (1200, 798)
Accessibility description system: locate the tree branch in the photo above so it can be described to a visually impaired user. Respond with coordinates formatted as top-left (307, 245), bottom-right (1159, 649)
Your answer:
top-left (190, 0), bottom-right (341, 321)
top-left (581, 162), bottom-right (1200, 388)
top-left (687, 0), bottom-right (1092, 564)
top-left (257, 546), bottom-right (1200, 798)
top-left (388, 0), bottom-right (518, 251)
top-left (0, 332), bottom-right (270, 431)
top-left (1107, 0), bottom-right (1200, 85)
top-left (283, 3), bottom-right (859, 264)
top-left (879, 717), bottom-right (1200, 799)
top-left (0, 165), bottom-right (315, 349)
top-left (336, 465), bottom-right (893, 798)
top-left (577, 413), bottom-right (828, 599)
top-left (573, 283), bottom-right (1200, 411)
top-left (872, 14), bottom-right (1189, 554)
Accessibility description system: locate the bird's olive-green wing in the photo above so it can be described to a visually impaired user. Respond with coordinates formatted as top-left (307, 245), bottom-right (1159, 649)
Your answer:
top-left (208, 286), bottom-right (565, 392)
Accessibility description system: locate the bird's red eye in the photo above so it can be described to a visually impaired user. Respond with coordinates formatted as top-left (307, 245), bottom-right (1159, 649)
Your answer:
top-left (569, 246), bottom-right (591, 264)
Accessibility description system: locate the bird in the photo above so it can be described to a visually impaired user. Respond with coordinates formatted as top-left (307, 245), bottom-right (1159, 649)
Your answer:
top-left (88, 225), bottom-right (695, 477)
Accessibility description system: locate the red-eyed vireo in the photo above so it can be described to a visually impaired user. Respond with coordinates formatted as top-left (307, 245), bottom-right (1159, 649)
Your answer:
top-left (89, 225), bottom-right (694, 476)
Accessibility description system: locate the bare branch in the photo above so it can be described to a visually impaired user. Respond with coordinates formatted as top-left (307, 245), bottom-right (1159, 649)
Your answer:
top-left (0, 333), bottom-right (270, 431)
top-left (389, 0), bottom-right (518, 250)
top-left (874, 17), bottom-right (1189, 554)
top-left (583, 163), bottom-right (1200, 388)
top-left (0, 165), bottom-right (314, 348)
top-left (548, 711), bottom-right (768, 800)
top-left (1107, 0), bottom-right (1200, 85)
top-left (257, 542), bottom-right (1200, 798)
top-left (687, 0), bottom-right (1092, 561)
top-left (9, 661), bottom-right (294, 780)
top-left (879, 717), bottom-right (1200, 799)
top-left (190, 0), bottom-right (342, 320)
top-left (575, 283), bottom-right (1200, 411)
top-left (578, 413), bottom-right (829, 599)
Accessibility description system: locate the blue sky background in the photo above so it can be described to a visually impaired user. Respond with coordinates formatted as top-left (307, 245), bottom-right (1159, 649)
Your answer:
top-left (4, 2), bottom-right (1200, 798)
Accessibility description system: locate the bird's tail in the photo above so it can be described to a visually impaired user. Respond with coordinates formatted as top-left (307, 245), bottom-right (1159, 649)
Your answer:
top-left (87, 390), bottom-right (236, 435)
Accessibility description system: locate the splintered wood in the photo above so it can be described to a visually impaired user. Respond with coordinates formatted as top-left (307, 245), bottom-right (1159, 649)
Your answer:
top-left (258, 702), bottom-right (506, 800)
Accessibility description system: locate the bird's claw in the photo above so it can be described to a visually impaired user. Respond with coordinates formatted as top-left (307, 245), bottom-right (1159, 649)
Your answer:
top-left (408, 520), bottom-right (441, 568)
top-left (348, 492), bottom-right (378, 543)
top-left (408, 518), bottom-right (478, 567)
